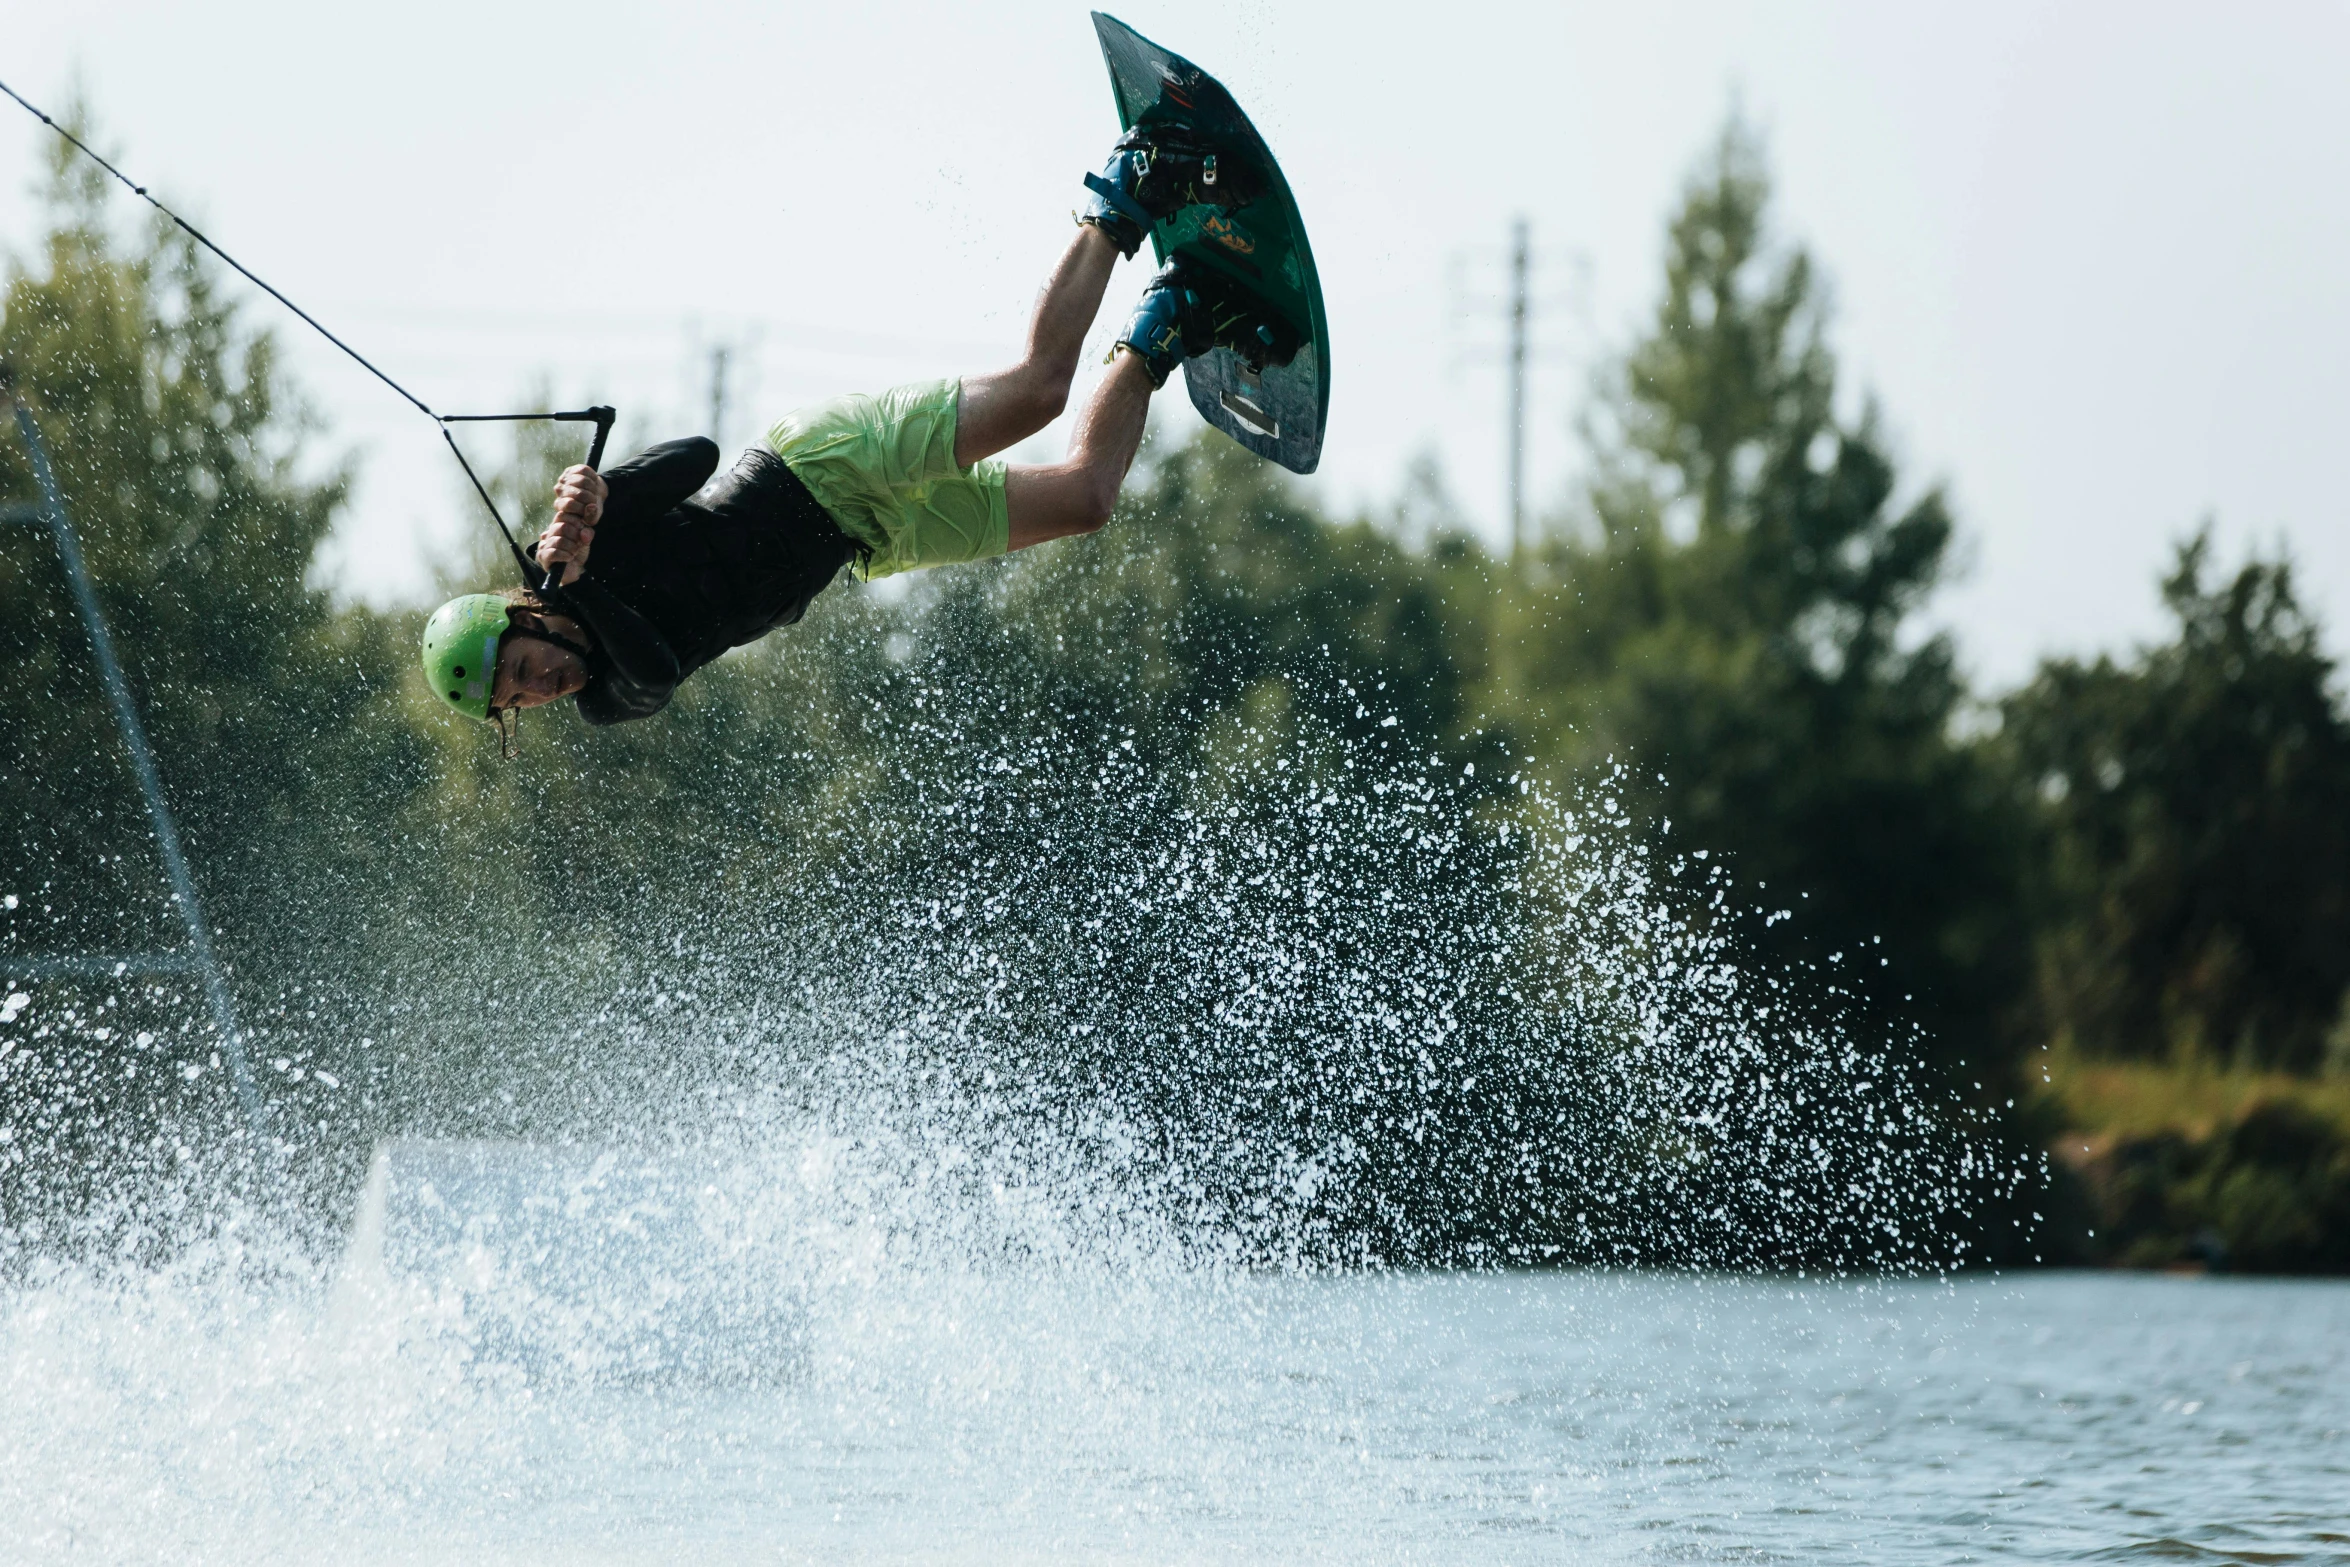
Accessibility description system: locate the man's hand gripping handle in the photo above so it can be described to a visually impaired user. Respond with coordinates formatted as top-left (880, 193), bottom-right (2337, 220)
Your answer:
top-left (536, 407), bottom-right (615, 591)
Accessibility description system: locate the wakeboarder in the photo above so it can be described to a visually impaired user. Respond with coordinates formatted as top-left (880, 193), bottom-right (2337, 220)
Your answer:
top-left (419, 130), bottom-right (1272, 731)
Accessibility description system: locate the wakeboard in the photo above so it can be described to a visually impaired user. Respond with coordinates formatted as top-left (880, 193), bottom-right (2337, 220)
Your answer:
top-left (1091, 12), bottom-right (1331, 475)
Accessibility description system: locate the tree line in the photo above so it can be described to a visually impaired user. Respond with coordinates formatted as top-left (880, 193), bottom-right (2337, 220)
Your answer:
top-left (4, 114), bottom-right (2345, 1268)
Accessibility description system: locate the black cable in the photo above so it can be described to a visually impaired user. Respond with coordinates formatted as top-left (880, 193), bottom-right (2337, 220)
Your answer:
top-left (0, 75), bottom-right (440, 421)
top-left (0, 75), bottom-right (600, 581)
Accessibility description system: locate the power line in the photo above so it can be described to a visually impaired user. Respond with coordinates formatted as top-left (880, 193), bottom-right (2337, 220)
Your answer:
top-left (305, 299), bottom-right (1007, 362)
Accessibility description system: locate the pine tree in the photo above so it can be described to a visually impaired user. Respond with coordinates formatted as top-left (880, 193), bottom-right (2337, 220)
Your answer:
top-left (1499, 120), bottom-right (2023, 1078)
top-left (0, 105), bottom-right (387, 987)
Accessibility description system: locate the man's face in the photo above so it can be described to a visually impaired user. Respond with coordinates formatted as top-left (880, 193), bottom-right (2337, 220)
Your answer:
top-left (492, 632), bottom-right (588, 711)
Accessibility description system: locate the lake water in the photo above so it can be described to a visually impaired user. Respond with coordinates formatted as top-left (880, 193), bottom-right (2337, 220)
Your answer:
top-left (5, 1229), bottom-right (2345, 1563)
top-left (4, 678), bottom-right (2119, 1561)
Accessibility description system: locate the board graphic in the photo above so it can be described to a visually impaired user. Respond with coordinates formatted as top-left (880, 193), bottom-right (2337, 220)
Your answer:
top-left (1092, 12), bottom-right (1331, 474)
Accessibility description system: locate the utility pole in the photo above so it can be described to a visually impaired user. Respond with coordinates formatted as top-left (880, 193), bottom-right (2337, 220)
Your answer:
top-left (1507, 216), bottom-right (1529, 561)
top-left (0, 370), bottom-right (266, 1144)
top-left (708, 344), bottom-right (731, 449)
top-left (1454, 218), bottom-right (1583, 560)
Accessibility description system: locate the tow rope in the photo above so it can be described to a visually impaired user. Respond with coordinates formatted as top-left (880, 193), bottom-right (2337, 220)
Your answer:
top-left (0, 76), bottom-right (611, 590)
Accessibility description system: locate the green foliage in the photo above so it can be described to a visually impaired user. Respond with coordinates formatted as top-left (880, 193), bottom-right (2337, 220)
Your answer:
top-left (9, 103), bottom-right (2344, 1270)
top-left (1490, 121), bottom-right (2022, 1075)
top-left (2058, 1100), bottom-right (2350, 1274)
top-left (985, 434), bottom-right (1491, 763)
top-left (0, 107), bottom-right (387, 963)
top-left (2004, 532), bottom-right (2350, 1070)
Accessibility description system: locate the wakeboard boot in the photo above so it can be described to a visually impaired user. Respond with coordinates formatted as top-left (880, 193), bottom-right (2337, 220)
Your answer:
top-left (1113, 258), bottom-right (1302, 387)
top-left (1078, 124), bottom-right (1268, 259)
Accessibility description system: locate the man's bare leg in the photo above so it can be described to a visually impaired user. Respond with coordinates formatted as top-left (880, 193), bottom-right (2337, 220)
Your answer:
top-left (956, 225), bottom-right (1124, 466)
top-left (1003, 348), bottom-right (1156, 550)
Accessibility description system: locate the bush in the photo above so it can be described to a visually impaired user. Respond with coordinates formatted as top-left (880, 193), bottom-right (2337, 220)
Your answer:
top-left (2057, 1099), bottom-right (2350, 1273)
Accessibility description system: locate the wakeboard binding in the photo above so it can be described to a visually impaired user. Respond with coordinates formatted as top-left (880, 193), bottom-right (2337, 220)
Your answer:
top-left (1117, 258), bottom-right (1302, 387)
top-left (1082, 125), bottom-right (1266, 259)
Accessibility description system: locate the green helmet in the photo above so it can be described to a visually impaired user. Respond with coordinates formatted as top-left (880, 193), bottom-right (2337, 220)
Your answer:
top-left (420, 593), bottom-right (511, 721)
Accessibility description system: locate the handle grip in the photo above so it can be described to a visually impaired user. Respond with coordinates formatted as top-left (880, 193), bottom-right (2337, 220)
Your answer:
top-left (583, 406), bottom-right (614, 471)
top-left (543, 407), bottom-right (616, 591)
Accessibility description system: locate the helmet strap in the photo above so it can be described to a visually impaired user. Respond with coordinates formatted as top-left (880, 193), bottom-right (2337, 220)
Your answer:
top-left (503, 622), bottom-right (594, 663)
top-left (485, 615), bottom-right (592, 738)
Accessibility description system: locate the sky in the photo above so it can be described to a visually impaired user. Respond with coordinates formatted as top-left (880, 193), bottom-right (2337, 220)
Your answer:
top-left (4, 0), bottom-right (2347, 689)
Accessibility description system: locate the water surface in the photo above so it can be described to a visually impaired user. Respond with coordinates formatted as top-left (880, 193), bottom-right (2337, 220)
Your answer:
top-left (7, 1262), bottom-right (2344, 1563)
